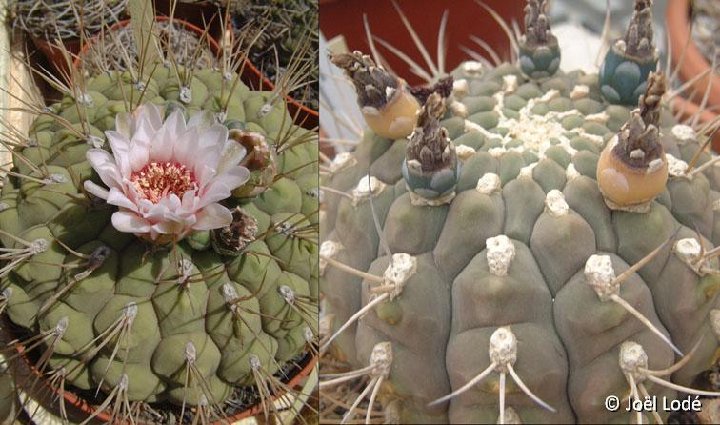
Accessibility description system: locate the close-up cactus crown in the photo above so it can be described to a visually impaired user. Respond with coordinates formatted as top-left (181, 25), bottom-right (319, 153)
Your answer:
top-left (0, 0), bottom-right (319, 423)
top-left (320, 0), bottom-right (720, 423)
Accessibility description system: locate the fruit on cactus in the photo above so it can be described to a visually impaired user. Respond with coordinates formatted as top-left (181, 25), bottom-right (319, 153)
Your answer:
top-left (320, 1), bottom-right (720, 423)
top-left (518, 0), bottom-right (561, 79)
top-left (599, 0), bottom-right (659, 105)
top-left (596, 72), bottom-right (669, 211)
top-left (330, 51), bottom-right (421, 140)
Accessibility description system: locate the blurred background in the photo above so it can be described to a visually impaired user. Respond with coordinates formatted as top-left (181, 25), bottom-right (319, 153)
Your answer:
top-left (319, 0), bottom-right (676, 142)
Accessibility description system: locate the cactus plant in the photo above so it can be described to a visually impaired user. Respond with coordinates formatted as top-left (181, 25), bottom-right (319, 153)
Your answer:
top-left (0, 4), bottom-right (318, 423)
top-left (79, 18), bottom-right (220, 74)
top-left (320, 1), bottom-right (720, 423)
top-left (230, 0), bottom-right (319, 111)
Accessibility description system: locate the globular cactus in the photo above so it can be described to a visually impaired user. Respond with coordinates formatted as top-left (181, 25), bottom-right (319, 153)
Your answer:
top-left (11, 0), bottom-right (127, 40)
top-left (0, 10), bottom-right (318, 424)
top-left (321, 1), bottom-right (720, 423)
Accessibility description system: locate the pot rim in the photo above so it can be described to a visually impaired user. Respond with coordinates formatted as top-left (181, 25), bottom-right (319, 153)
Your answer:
top-left (666, 0), bottom-right (720, 105)
top-left (10, 333), bottom-right (318, 423)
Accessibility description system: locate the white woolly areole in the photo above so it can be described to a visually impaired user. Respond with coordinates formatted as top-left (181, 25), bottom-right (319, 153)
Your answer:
top-left (666, 153), bottom-right (689, 177)
top-left (369, 342), bottom-right (393, 377)
top-left (497, 407), bottom-right (522, 424)
top-left (585, 111), bottom-right (610, 124)
top-left (503, 75), bottom-right (518, 93)
top-left (545, 190), bottom-right (569, 217)
top-left (570, 85), bottom-right (590, 100)
top-left (673, 237), bottom-right (712, 275)
top-left (453, 79), bottom-right (469, 98)
top-left (450, 101), bottom-right (469, 118)
top-left (647, 158), bottom-right (664, 174)
top-left (674, 238), bottom-right (702, 261)
top-left (383, 253), bottom-right (417, 299)
top-left (385, 86), bottom-right (396, 102)
top-left (352, 175), bottom-right (385, 204)
top-left (566, 163), bottom-right (581, 180)
top-left (540, 89), bottom-right (560, 102)
top-left (465, 119), bottom-right (504, 142)
top-left (456, 144), bottom-right (476, 161)
top-left (714, 198), bottom-right (720, 212)
top-left (489, 147), bottom-right (507, 157)
top-left (584, 254), bottom-right (618, 300)
top-left (710, 310), bottom-right (720, 340)
top-left (476, 173), bottom-right (502, 194)
top-left (619, 341), bottom-right (649, 377)
top-left (672, 124), bottom-right (696, 141)
top-left (486, 235), bottom-right (515, 276)
top-left (489, 327), bottom-right (517, 371)
top-left (462, 61), bottom-right (484, 75)
top-left (519, 162), bottom-right (537, 178)
top-left (319, 240), bottom-right (343, 276)
top-left (330, 152), bottom-right (356, 173)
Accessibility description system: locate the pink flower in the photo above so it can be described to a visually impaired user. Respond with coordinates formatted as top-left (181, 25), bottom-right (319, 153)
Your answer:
top-left (84, 104), bottom-right (250, 241)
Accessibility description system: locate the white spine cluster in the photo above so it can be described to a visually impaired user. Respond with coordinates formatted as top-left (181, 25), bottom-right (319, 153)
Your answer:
top-left (476, 173), bottom-right (502, 194)
top-left (383, 253), bottom-right (417, 300)
top-left (545, 190), bottom-right (569, 217)
top-left (486, 235), bottom-right (515, 277)
top-left (584, 254), bottom-right (618, 300)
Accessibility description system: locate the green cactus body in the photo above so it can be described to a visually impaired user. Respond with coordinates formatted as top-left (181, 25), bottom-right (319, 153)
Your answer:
top-left (0, 66), bottom-right (318, 410)
top-left (321, 62), bottom-right (720, 423)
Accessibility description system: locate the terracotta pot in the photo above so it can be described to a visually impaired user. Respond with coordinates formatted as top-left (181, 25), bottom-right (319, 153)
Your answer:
top-left (12, 336), bottom-right (318, 424)
top-left (667, 0), bottom-right (720, 152)
top-left (320, 0), bottom-right (525, 86)
top-left (667, 0), bottom-right (720, 108)
top-left (29, 35), bottom-right (83, 76)
top-left (152, 0), bottom-right (225, 42)
top-left (73, 16), bottom-right (222, 70)
top-left (670, 96), bottom-right (720, 153)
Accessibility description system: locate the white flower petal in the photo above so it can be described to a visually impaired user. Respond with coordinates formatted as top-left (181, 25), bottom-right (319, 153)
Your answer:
top-left (188, 110), bottom-right (215, 129)
top-left (216, 140), bottom-right (247, 175)
top-left (111, 211), bottom-right (152, 233)
top-left (114, 111), bottom-right (134, 138)
top-left (106, 131), bottom-right (132, 176)
top-left (106, 188), bottom-right (138, 211)
top-left (128, 141), bottom-right (150, 172)
top-left (143, 104), bottom-right (164, 130)
top-left (193, 203), bottom-right (233, 230)
top-left (86, 149), bottom-right (123, 189)
top-left (173, 127), bottom-right (200, 167)
top-left (200, 166), bottom-right (250, 206)
top-left (84, 181), bottom-right (110, 199)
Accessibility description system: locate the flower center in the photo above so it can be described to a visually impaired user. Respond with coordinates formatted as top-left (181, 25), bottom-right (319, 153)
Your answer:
top-left (130, 161), bottom-right (197, 203)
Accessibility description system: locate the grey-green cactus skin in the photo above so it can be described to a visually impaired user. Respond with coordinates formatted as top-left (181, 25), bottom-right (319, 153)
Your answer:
top-left (0, 66), bottom-right (319, 407)
top-left (321, 62), bottom-right (720, 423)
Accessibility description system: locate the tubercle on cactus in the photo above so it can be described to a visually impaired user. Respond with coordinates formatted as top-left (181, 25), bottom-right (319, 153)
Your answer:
top-left (429, 326), bottom-right (555, 421)
top-left (597, 71), bottom-right (669, 212)
top-left (330, 51), bottom-right (420, 140)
